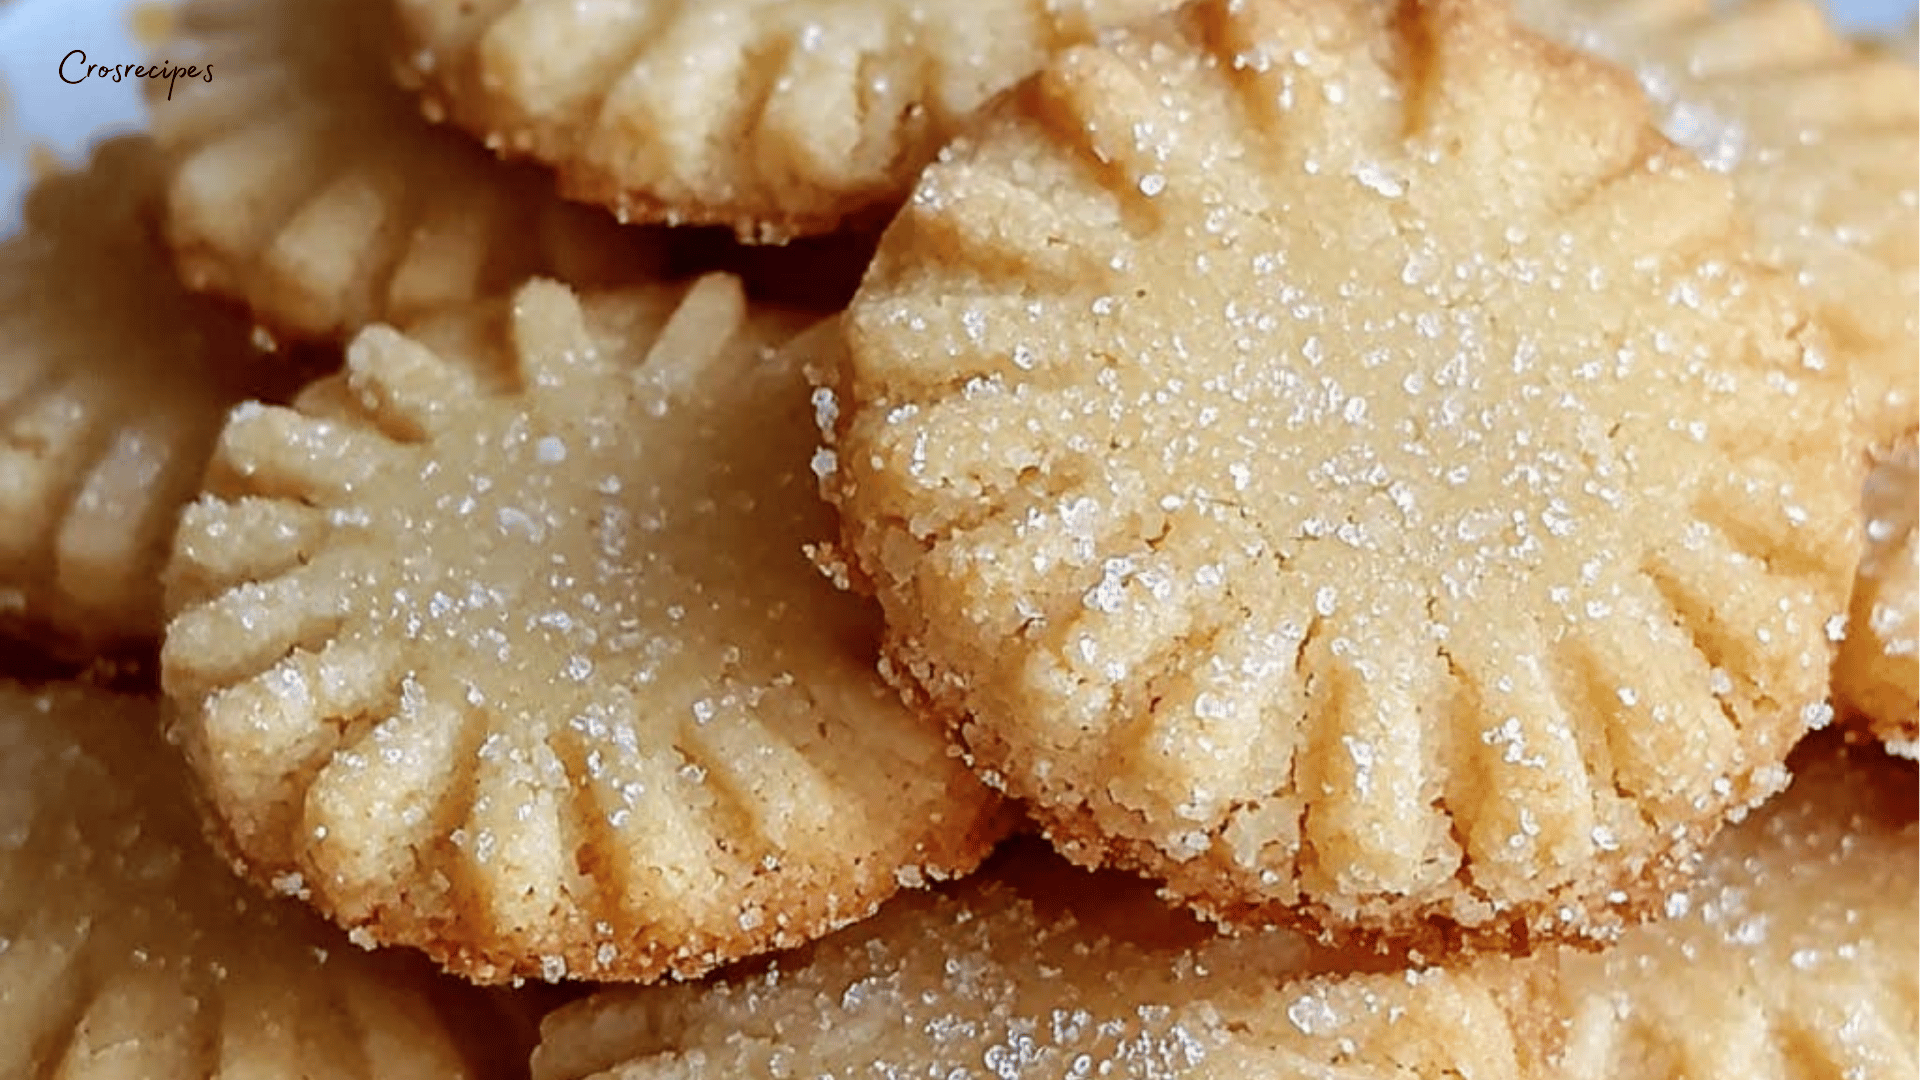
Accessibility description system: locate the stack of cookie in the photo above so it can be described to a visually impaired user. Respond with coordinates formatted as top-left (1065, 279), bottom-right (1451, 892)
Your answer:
top-left (1, 0), bottom-right (1913, 1075)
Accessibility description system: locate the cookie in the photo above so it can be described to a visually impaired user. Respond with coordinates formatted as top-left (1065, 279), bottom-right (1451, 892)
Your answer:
top-left (528, 738), bottom-right (1917, 1080)
top-left (530, 841), bottom-right (1552, 1080)
top-left (1835, 440), bottom-right (1918, 757)
top-left (145, 0), bottom-right (663, 344)
top-left (0, 679), bottom-right (522, 1079)
top-left (1520, 0), bottom-right (1920, 447)
top-left (821, 0), bottom-right (1861, 951)
top-left (388, 0), bottom-right (1181, 242)
top-left (160, 274), bottom-right (1008, 984)
top-left (0, 136), bottom-right (279, 658)
top-left (1550, 737), bottom-right (1918, 1078)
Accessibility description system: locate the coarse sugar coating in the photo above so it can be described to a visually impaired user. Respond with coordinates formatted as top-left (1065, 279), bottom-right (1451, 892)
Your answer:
top-left (1835, 440), bottom-right (1918, 756)
top-left (1548, 738), bottom-right (1918, 1078)
top-left (824, 0), bottom-right (1862, 951)
top-left (529, 842), bottom-right (1552, 1080)
top-left (0, 679), bottom-right (524, 1079)
top-left (1520, 0), bottom-right (1920, 448)
top-left (0, 136), bottom-right (279, 656)
top-left (146, 0), bottom-right (662, 343)
top-left (388, 0), bottom-right (1181, 242)
top-left (533, 742), bottom-right (1914, 1080)
top-left (160, 274), bottom-right (1007, 984)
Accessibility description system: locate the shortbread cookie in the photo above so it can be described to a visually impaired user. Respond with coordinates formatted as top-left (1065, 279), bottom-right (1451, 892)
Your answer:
top-left (0, 136), bottom-right (276, 656)
top-left (531, 842), bottom-right (1551, 1080)
top-left (161, 274), bottom-right (1006, 984)
top-left (823, 0), bottom-right (1861, 951)
top-left (1520, 0), bottom-right (1920, 446)
top-left (1550, 738), bottom-right (1918, 1078)
top-left (389, 0), bottom-right (1181, 242)
top-left (0, 679), bottom-right (520, 1079)
top-left (146, 0), bottom-right (663, 343)
top-left (530, 740), bottom-right (1916, 1080)
top-left (1835, 441), bottom-right (1918, 756)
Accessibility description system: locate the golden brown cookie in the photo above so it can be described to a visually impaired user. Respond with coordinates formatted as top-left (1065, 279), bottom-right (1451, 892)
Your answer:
top-left (529, 739), bottom-right (1917, 1080)
top-left (0, 679), bottom-right (524, 1078)
top-left (160, 274), bottom-right (1007, 984)
top-left (1836, 440), bottom-right (1918, 756)
top-left (388, 0), bottom-right (1181, 242)
top-left (1520, 0), bottom-right (1920, 447)
top-left (145, 0), bottom-right (663, 343)
top-left (1548, 738), bottom-right (1918, 1078)
top-left (530, 841), bottom-right (1551, 1080)
top-left (0, 136), bottom-right (278, 658)
top-left (821, 0), bottom-right (1862, 952)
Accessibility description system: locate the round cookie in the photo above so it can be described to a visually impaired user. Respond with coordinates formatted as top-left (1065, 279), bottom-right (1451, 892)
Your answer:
top-left (531, 842), bottom-right (1551, 1080)
top-left (389, 0), bottom-right (1181, 242)
top-left (1834, 440), bottom-right (1917, 757)
top-left (0, 679), bottom-right (524, 1079)
top-left (1519, 0), bottom-right (1920, 447)
top-left (822, 0), bottom-right (1862, 951)
top-left (146, 0), bottom-right (662, 344)
top-left (160, 274), bottom-right (1007, 984)
top-left (1549, 739), bottom-right (1918, 1078)
top-left (0, 136), bottom-right (281, 657)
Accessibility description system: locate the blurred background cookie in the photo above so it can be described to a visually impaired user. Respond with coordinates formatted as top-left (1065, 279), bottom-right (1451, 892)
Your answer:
top-left (1522, 0), bottom-right (1919, 448)
top-left (0, 136), bottom-right (285, 661)
top-left (145, 0), bottom-right (664, 344)
top-left (0, 679), bottom-right (529, 1079)
top-left (161, 274), bottom-right (1007, 984)
top-left (388, 0), bottom-right (1182, 241)
top-left (822, 0), bottom-right (1863, 953)
top-left (1549, 736), bottom-right (1917, 1077)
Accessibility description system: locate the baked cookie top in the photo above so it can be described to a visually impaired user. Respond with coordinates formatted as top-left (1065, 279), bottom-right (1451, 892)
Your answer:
top-left (1521, 0), bottom-right (1920, 447)
top-left (531, 843), bottom-right (1550, 1080)
top-left (0, 680), bottom-right (520, 1079)
top-left (823, 0), bottom-right (1861, 951)
top-left (389, 0), bottom-right (1181, 241)
top-left (160, 274), bottom-right (1006, 983)
top-left (147, 0), bottom-right (662, 343)
top-left (1835, 440), bottom-right (1918, 756)
top-left (1550, 740), bottom-right (1918, 1078)
top-left (0, 136), bottom-right (279, 655)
